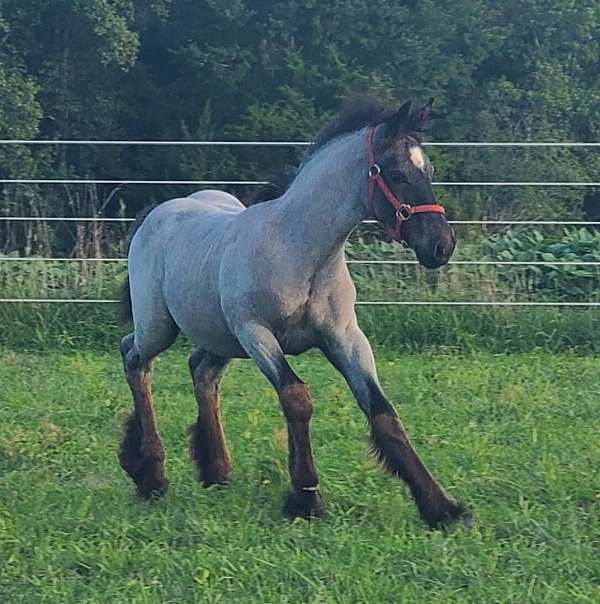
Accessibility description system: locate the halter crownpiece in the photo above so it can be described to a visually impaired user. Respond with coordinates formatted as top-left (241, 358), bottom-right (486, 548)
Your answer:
top-left (366, 127), bottom-right (446, 243)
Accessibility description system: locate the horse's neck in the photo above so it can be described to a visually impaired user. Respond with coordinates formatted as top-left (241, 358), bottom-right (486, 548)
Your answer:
top-left (275, 130), bottom-right (367, 266)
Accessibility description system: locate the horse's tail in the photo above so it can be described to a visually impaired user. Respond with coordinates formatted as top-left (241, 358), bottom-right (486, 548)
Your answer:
top-left (118, 277), bottom-right (133, 325)
top-left (118, 204), bottom-right (159, 325)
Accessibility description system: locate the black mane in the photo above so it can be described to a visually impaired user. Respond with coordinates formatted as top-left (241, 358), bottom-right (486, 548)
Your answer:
top-left (247, 94), bottom-right (421, 206)
top-left (311, 94), bottom-right (394, 157)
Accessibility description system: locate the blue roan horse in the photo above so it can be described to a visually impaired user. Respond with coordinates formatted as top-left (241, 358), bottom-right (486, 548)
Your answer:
top-left (119, 97), bottom-right (470, 528)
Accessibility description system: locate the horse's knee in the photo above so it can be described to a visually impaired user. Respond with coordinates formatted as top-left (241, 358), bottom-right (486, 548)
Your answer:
top-left (120, 334), bottom-right (144, 373)
top-left (188, 349), bottom-right (205, 378)
top-left (190, 352), bottom-right (230, 394)
top-left (279, 382), bottom-right (313, 423)
top-left (120, 333), bottom-right (134, 361)
top-left (121, 333), bottom-right (157, 377)
top-left (122, 322), bottom-right (179, 374)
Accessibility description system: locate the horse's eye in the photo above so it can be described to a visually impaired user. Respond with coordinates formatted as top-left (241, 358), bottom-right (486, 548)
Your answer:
top-left (390, 170), bottom-right (408, 184)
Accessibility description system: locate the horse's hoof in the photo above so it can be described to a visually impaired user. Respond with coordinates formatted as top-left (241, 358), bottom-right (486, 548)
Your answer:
top-left (122, 456), bottom-right (168, 500)
top-left (136, 478), bottom-right (169, 500)
top-left (199, 463), bottom-right (231, 488)
top-left (458, 509), bottom-right (476, 529)
top-left (423, 501), bottom-right (474, 530)
top-left (284, 488), bottom-right (325, 519)
top-left (202, 479), bottom-right (230, 489)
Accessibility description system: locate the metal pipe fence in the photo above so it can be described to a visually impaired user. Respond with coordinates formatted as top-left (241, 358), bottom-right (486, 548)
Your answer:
top-left (2, 139), bottom-right (600, 147)
top-left (2, 179), bottom-right (600, 186)
top-left (1, 139), bottom-right (599, 306)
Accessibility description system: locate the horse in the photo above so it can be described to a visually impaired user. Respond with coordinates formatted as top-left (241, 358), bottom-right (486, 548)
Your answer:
top-left (118, 96), bottom-right (470, 528)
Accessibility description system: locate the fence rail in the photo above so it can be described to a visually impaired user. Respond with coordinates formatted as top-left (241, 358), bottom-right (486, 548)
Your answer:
top-left (1, 257), bottom-right (600, 267)
top-left (1, 298), bottom-right (600, 306)
top-left (1, 138), bottom-right (599, 307)
top-left (3, 139), bottom-right (600, 147)
top-left (1, 217), bottom-right (599, 226)
top-left (2, 179), bottom-right (600, 186)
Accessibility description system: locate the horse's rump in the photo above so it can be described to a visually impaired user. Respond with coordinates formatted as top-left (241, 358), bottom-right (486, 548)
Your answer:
top-left (118, 190), bottom-right (245, 324)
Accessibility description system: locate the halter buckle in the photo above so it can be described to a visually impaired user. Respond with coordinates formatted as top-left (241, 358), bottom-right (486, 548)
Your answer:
top-left (368, 163), bottom-right (381, 179)
top-left (396, 204), bottom-right (412, 221)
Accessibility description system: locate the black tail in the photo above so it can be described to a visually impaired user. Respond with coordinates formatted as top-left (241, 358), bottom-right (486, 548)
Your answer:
top-left (118, 277), bottom-right (133, 325)
top-left (118, 204), bottom-right (159, 325)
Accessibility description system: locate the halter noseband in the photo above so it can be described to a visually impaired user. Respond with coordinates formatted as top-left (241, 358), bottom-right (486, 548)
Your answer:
top-left (366, 127), bottom-right (445, 243)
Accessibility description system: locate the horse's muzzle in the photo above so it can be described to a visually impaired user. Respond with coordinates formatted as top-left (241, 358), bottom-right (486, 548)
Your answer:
top-left (415, 230), bottom-right (456, 269)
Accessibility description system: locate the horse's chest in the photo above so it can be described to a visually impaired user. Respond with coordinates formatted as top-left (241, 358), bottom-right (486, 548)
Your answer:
top-left (273, 300), bottom-right (320, 355)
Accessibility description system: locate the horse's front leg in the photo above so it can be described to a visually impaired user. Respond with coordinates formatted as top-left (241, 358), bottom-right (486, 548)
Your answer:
top-left (234, 322), bottom-right (324, 518)
top-left (321, 322), bottom-right (471, 528)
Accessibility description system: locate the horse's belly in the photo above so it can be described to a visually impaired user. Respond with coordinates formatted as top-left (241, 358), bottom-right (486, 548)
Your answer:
top-left (165, 286), bottom-right (245, 357)
top-left (189, 328), bottom-right (248, 358)
top-left (274, 319), bottom-right (319, 356)
top-left (280, 335), bottom-right (318, 356)
top-left (180, 320), bottom-right (316, 359)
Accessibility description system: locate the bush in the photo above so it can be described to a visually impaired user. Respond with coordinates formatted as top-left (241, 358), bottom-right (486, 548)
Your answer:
top-left (485, 228), bottom-right (600, 300)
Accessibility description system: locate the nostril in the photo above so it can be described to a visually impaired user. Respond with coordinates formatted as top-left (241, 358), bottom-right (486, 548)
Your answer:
top-left (434, 240), bottom-right (445, 260)
top-left (434, 238), bottom-right (453, 260)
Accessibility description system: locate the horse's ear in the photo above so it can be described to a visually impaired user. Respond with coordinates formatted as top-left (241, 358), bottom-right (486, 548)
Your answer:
top-left (407, 97), bottom-right (434, 132)
top-left (382, 100), bottom-right (412, 140)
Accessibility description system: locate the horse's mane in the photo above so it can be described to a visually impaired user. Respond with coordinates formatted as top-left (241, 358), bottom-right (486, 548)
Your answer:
top-left (246, 94), bottom-right (431, 207)
top-left (310, 95), bottom-right (394, 157)
top-left (247, 94), bottom-right (396, 206)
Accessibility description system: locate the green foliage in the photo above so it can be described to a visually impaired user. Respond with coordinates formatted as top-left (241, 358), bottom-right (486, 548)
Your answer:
top-left (75, 0), bottom-right (140, 69)
top-left (1, 0), bottom-right (600, 233)
top-left (486, 228), bottom-right (600, 299)
top-left (1, 1), bottom-right (600, 351)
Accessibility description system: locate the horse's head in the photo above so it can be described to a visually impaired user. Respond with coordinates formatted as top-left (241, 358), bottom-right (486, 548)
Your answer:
top-left (369, 99), bottom-right (456, 269)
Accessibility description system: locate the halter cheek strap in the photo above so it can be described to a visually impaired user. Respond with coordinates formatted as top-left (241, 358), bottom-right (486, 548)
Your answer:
top-left (366, 127), bottom-right (445, 242)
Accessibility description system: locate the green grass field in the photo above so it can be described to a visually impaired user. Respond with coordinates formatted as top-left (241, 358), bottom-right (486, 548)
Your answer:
top-left (0, 347), bottom-right (598, 603)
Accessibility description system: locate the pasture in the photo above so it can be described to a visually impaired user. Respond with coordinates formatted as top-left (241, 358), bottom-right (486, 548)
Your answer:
top-left (1, 345), bottom-right (597, 603)
top-left (3, 1), bottom-right (600, 601)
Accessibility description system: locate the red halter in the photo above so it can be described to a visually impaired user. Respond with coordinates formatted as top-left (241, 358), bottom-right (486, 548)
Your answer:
top-left (366, 127), bottom-right (445, 242)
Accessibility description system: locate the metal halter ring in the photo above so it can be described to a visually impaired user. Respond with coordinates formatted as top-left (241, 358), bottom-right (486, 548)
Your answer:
top-left (396, 204), bottom-right (412, 221)
top-left (368, 163), bottom-right (381, 179)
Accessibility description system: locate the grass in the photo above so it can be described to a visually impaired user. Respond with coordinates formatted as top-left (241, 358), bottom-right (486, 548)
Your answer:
top-left (4, 235), bottom-right (600, 353)
top-left (0, 347), bottom-right (598, 603)
top-left (2, 302), bottom-right (600, 354)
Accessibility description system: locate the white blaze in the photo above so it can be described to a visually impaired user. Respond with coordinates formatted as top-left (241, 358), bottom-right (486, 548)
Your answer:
top-left (409, 146), bottom-right (426, 171)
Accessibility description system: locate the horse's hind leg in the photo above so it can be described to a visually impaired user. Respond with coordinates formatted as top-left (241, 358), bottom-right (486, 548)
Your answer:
top-left (119, 330), bottom-right (175, 498)
top-left (188, 350), bottom-right (232, 486)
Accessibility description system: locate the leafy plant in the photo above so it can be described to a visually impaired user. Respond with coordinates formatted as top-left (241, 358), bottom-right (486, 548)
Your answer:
top-left (485, 228), bottom-right (600, 299)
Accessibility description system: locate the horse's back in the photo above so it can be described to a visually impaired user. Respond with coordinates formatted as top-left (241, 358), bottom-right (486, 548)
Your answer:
top-left (129, 190), bottom-right (243, 252)
top-left (187, 189), bottom-right (246, 213)
top-left (147, 190), bottom-right (243, 225)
